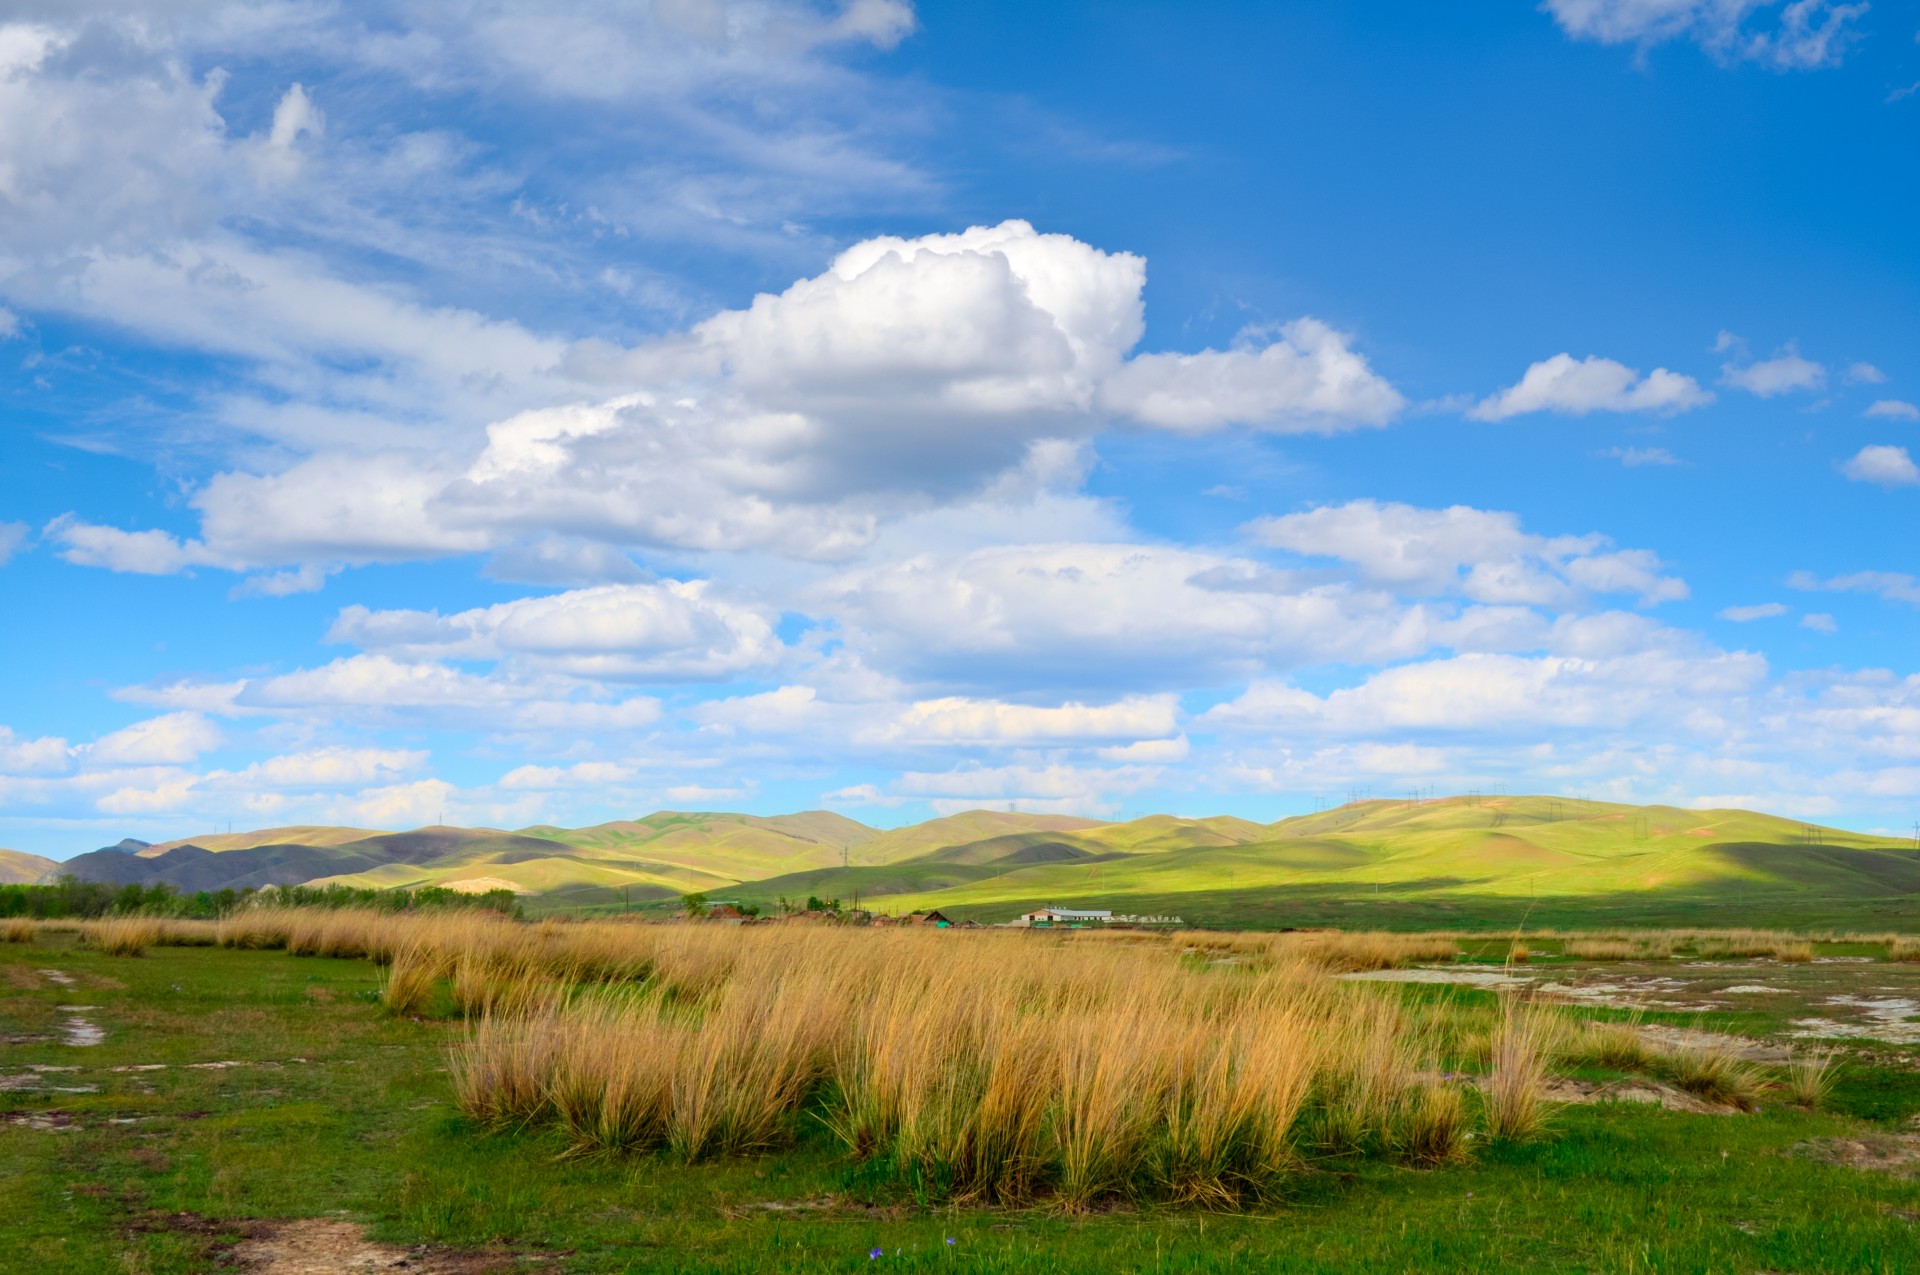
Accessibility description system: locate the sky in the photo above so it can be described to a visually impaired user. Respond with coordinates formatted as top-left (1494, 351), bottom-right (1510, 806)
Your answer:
top-left (2, 0), bottom-right (1919, 857)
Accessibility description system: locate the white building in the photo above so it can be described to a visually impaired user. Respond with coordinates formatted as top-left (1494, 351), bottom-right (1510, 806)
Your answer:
top-left (1012, 906), bottom-right (1113, 927)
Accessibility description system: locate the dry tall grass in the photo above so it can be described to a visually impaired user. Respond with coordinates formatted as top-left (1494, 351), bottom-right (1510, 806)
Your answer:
top-left (90, 916), bottom-right (161, 956)
top-left (1483, 997), bottom-right (1556, 1142)
top-left (1, 918), bottom-right (35, 944)
top-left (1785, 1051), bottom-right (1836, 1108)
top-left (360, 919), bottom-right (1489, 1207)
top-left (1655, 1039), bottom-right (1767, 1110)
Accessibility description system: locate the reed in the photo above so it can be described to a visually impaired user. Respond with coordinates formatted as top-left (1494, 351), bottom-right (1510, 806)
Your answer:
top-left (1, 918), bottom-right (34, 944)
top-left (1892, 936), bottom-right (1920, 963)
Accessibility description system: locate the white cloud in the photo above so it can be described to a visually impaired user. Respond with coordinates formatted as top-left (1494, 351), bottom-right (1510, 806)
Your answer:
top-left (871, 694), bottom-right (1179, 745)
top-left (1722, 347), bottom-right (1826, 397)
top-left (1598, 446), bottom-right (1682, 467)
top-left (664, 783), bottom-right (754, 804)
top-left (1097, 735), bottom-right (1190, 763)
top-left (821, 542), bottom-right (1461, 691)
top-left (329, 581), bottom-right (782, 681)
top-left (1098, 319), bottom-right (1404, 432)
top-left (1865, 400), bottom-right (1920, 421)
top-left (1247, 500), bottom-right (1688, 606)
top-left (87, 712), bottom-right (221, 766)
top-left (45, 516), bottom-right (224, 575)
top-left (1719, 602), bottom-right (1787, 622)
top-left (1802, 612), bottom-right (1838, 633)
top-left (52, 220), bottom-right (1405, 573)
top-left (499, 761), bottom-right (638, 790)
top-left (0, 726), bottom-right (70, 775)
top-left (1471, 354), bottom-right (1711, 420)
top-left (1203, 647), bottom-right (1767, 736)
top-left (210, 747), bottom-right (427, 790)
top-left (1846, 363), bottom-right (1887, 385)
top-left (1841, 445), bottom-right (1920, 487)
top-left (0, 521), bottom-right (26, 565)
top-left (342, 779), bottom-right (456, 828)
top-left (127, 655), bottom-right (665, 734)
top-left (893, 761), bottom-right (1160, 817)
top-left (1544, 0), bottom-right (1869, 69)
top-left (97, 775), bottom-right (200, 816)
top-left (1790, 570), bottom-right (1920, 606)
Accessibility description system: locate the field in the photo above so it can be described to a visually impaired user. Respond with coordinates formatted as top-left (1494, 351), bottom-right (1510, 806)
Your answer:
top-left (4, 914), bottom-right (1920, 1272)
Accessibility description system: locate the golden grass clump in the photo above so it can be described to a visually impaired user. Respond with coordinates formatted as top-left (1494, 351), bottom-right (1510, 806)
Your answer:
top-left (1680, 928), bottom-right (1814, 962)
top-left (90, 916), bottom-right (162, 957)
top-left (382, 941), bottom-right (450, 1015)
top-left (432, 920), bottom-right (1481, 1208)
top-left (1655, 1040), bottom-right (1767, 1110)
top-left (1565, 1018), bottom-right (1656, 1073)
top-left (1483, 997), bottom-right (1557, 1142)
top-left (1, 918), bottom-right (35, 944)
top-left (1269, 930), bottom-right (1461, 973)
top-left (1505, 942), bottom-right (1532, 965)
top-left (1785, 1051), bottom-right (1836, 1109)
top-left (1890, 937), bottom-right (1920, 963)
top-left (1563, 938), bottom-right (1635, 961)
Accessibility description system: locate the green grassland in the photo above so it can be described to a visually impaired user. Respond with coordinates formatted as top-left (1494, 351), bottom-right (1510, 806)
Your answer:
top-left (5, 932), bottom-right (1920, 1272)
top-left (65, 795), bottom-right (1920, 933)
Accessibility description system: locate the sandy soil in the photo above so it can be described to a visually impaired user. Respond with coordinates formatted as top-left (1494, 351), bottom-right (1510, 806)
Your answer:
top-left (223, 1218), bottom-right (535, 1273)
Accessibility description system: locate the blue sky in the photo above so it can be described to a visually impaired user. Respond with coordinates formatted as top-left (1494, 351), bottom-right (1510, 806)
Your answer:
top-left (3, 0), bottom-right (1919, 857)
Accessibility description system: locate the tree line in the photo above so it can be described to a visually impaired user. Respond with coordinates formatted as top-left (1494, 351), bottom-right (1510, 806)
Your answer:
top-left (0, 878), bottom-right (522, 920)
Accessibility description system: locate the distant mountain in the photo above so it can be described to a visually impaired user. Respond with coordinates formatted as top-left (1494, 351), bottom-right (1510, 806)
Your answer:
top-left (0, 848), bottom-right (59, 885)
top-left (42, 797), bottom-right (1920, 928)
top-left (144, 826), bottom-right (387, 856)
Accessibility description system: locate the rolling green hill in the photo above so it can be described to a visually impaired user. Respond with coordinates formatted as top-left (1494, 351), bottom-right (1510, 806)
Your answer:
top-left (53, 795), bottom-right (1920, 930)
top-left (856, 796), bottom-right (1920, 929)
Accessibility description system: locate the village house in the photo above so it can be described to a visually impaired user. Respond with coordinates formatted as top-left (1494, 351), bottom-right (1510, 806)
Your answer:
top-left (1012, 906), bottom-right (1113, 928)
top-left (904, 910), bottom-right (953, 928)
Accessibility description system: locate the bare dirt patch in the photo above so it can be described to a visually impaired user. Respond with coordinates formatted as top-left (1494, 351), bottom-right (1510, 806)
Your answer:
top-left (1541, 1077), bottom-right (1743, 1115)
top-left (1794, 1134), bottom-right (1920, 1176)
top-left (219, 1218), bottom-right (541, 1273)
top-left (1792, 996), bottom-right (1920, 1045)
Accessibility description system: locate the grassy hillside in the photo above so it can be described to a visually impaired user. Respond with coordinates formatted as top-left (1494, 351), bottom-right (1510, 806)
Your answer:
top-left (851, 810), bottom-right (1106, 864)
top-left (849, 796), bottom-right (1920, 930)
top-left (144, 826), bottom-right (388, 855)
top-left (57, 795), bottom-right (1920, 930)
top-left (0, 848), bottom-right (57, 885)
